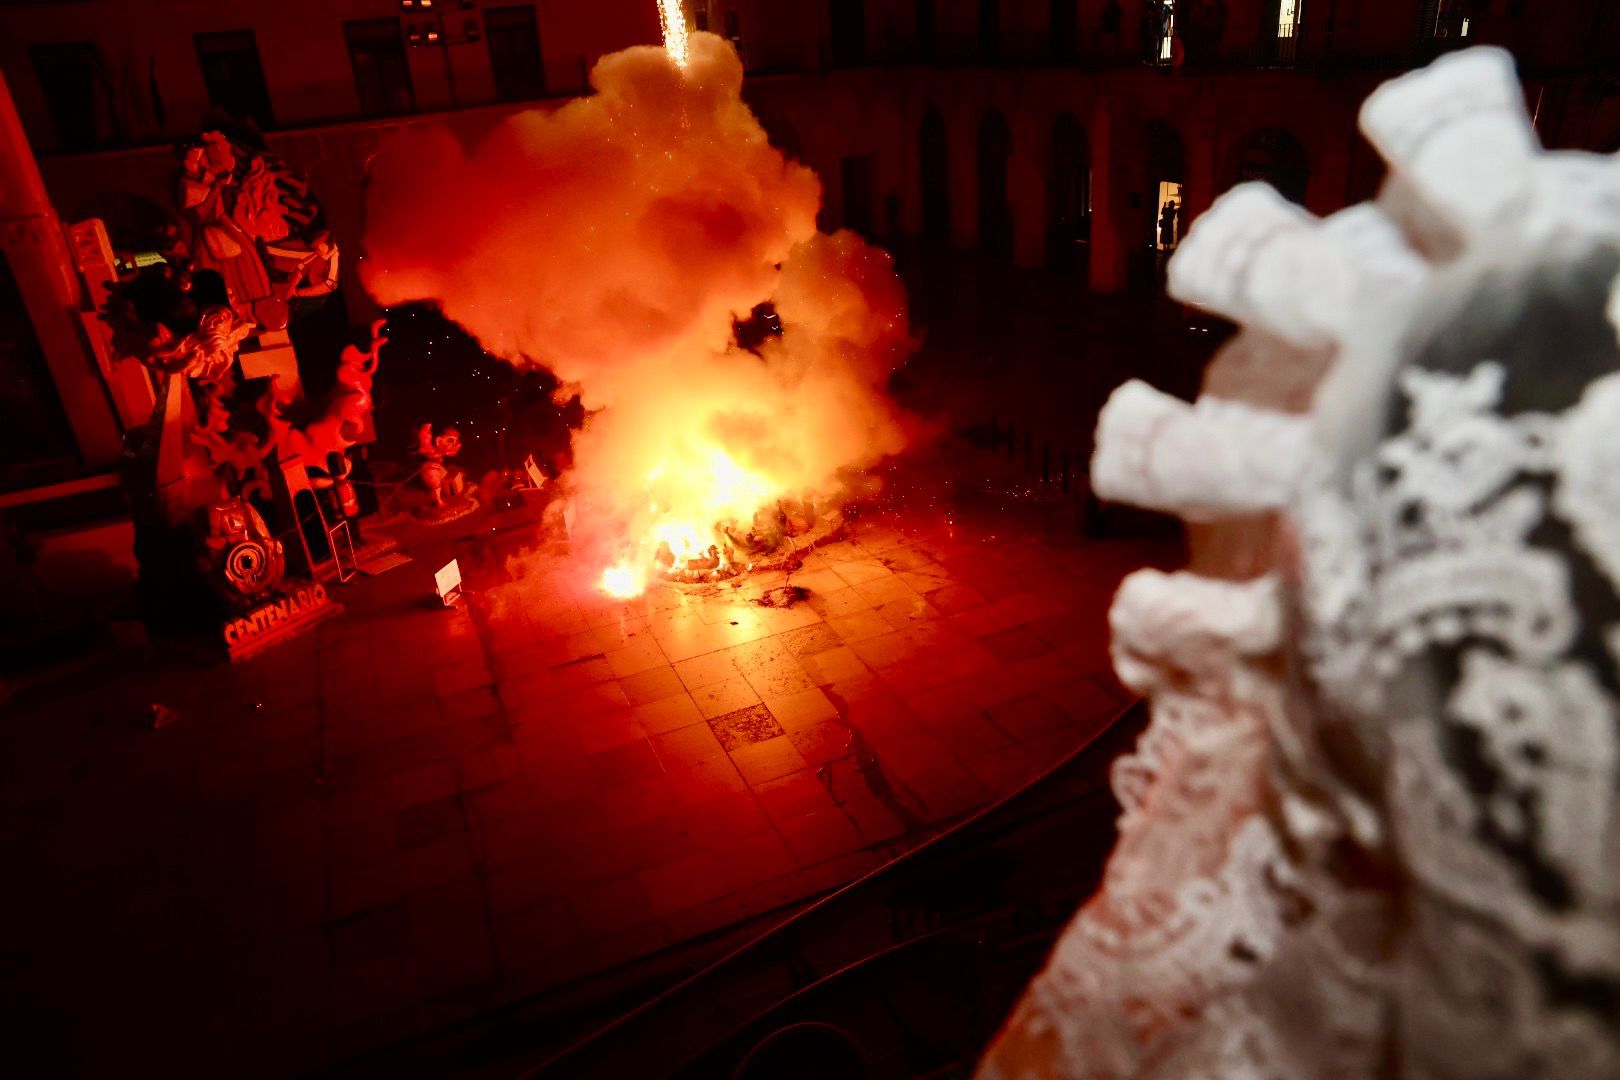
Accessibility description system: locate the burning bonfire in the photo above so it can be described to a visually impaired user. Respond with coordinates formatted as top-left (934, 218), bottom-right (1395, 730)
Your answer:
top-left (361, 7), bottom-right (913, 598)
top-left (601, 493), bottom-right (845, 596)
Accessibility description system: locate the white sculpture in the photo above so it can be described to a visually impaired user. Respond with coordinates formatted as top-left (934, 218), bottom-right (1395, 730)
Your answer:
top-left (982, 48), bottom-right (1620, 1079)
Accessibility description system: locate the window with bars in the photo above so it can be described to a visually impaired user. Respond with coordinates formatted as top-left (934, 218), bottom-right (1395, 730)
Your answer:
top-left (344, 18), bottom-right (414, 117)
top-left (485, 5), bottom-right (545, 101)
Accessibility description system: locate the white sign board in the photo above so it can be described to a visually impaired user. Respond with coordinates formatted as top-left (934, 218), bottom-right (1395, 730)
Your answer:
top-left (522, 453), bottom-right (547, 490)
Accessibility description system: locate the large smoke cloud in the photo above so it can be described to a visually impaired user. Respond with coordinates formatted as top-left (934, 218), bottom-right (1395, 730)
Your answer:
top-left (361, 32), bottom-right (913, 565)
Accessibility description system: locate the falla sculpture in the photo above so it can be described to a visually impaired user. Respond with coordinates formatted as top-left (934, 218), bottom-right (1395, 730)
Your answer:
top-left (981, 48), bottom-right (1620, 1079)
top-left (102, 125), bottom-right (381, 657)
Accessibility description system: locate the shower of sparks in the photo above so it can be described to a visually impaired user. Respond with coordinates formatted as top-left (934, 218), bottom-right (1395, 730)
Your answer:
top-left (659, 0), bottom-right (690, 68)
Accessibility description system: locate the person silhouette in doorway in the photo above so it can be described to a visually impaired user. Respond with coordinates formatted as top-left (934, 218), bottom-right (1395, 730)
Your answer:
top-left (1159, 200), bottom-right (1180, 248)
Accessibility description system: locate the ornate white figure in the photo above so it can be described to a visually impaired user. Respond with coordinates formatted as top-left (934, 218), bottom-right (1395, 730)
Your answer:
top-left (982, 48), bottom-right (1620, 1079)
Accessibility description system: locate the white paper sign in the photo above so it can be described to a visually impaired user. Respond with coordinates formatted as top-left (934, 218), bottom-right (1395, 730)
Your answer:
top-left (522, 453), bottom-right (547, 490)
top-left (435, 559), bottom-right (463, 605)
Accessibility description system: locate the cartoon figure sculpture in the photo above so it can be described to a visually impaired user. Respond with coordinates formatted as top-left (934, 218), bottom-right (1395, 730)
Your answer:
top-left (981, 49), bottom-right (1620, 1079)
top-left (103, 126), bottom-right (379, 643)
top-left (409, 423), bottom-right (478, 521)
top-left (175, 129), bottom-right (330, 330)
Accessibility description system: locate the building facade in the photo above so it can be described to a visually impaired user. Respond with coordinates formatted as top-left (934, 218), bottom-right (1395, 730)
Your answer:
top-left (2, 0), bottom-right (1618, 484)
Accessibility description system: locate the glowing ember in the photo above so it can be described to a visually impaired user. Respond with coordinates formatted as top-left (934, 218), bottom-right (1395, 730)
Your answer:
top-left (599, 562), bottom-right (646, 598)
top-left (659, 0), bottom-right (689, 68)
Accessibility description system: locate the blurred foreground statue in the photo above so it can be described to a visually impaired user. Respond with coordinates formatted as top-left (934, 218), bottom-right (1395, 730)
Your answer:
top-left (981, 48), bottom-right (1620, 1078)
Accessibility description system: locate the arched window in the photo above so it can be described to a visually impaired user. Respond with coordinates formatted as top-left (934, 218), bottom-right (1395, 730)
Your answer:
top-left (1233, 126), bottom-right (1308, 206)
top-left (978, 108), bottom-right (1013, 259)
top-left (1048, 111), bottom-right (1091, 271)
top-left (920, 105), bottom-right (951, 244)
top-left (980, 0), bottom-right (1002, 61)
top-left (830, 0), bottom-right (866, 67)
top-left (1051, 0), bottom-right (1079, 62)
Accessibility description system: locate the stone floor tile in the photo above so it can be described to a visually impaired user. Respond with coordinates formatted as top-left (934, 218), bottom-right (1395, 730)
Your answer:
top-left (568, 875), bottom-right (656, 940)
top-left (639, 852), bottom-right (733, 915)
top-left (920, 582), bottom-right (991, 615)
top-left (551, 656), bottom-right (616, 690)
top-left (873, 595), bottom-right (941, 631)
top-left (761, 686), bottom-right (839, 730)
top-left (782, 567), bottom-right (843, 594)
top-left (895, 565), bottom-right (954, 594)
top-left (797, 644), bottom-right (871, 686)
top-left (753, 767), bottom-right (843, 824)
top-left (775, 807), bottom-right (867, 867)
top-left (839, 796), bottom-right (912, 845)
top-left (674, 650), bottom-right (744, 692)
top-left (692, 676), bottom-right (761, 720)
top-left (729, 735), bottom-right (809, 786)
top-left (651, 723), bottom-right (728, 769)
top-left (573, 709), bottom-right (645, 754)
top-left (739, 655), bottom-right (815, 700)
top-left (961, 745), bottom-right (1044, 794)
top-left (708, 703), bottom-right (786, 751)
top-left (555, 680), bottom-right (631, 720)
top-left (907, 762), bottom-right (993, 821)
top-left (806, 586), bottom-right (873, 621)
top-left (618, 664), bottom-right (685, 707)
top-left (712, 827), bottom-right (800, 887)
top-left (826, 608), bottom-right (895, 645)
top-left (586, 740), bottom-right (666, 787)
top-left (849, 574), bottom-right (921, 609)
top-left (775, 622), bottom-right (843, 658)
top-left (987, 694), bottom-right (1072, 742)
top-left (633, 690), bottom-right (706, 735)
top-left (492, 897), bottom-right (579, 974)
top-left (665, 757), bottom-right (750, 803)
top-left (830, 558), bottom-right (893, 586)
top-left (603, 635), bottom-right (668, 679)
top-left (848, 629), bottom-right (927, 670)
top-left (978, 625), bottom-right (1053, 663)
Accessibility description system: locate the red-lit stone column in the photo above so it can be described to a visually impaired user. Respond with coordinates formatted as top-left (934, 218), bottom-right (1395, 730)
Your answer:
top-left (1010, 111), bottom-right (1047, 268)
top-left (0, 70), bottom-right (122, 468)
top-left (1181, 110), bottom-right (1218, 234)
top-left (1088, 101), bottom-right (1128, 293)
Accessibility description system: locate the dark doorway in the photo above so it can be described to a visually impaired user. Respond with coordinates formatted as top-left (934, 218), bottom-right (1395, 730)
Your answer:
top-left (1051, 0), bottom-right (1079, 62)
top-left (977, 109), bottom-right (1013, 260)
top-left (1233, 126), bottom-right (1308, 205)
top-left (830, 0), bottom-right (866, 67)
top-left (28, 41), bottom-right (104, 150)
top-left (485, 5), bottom-right (546, 101)
top-left (979, 0), bottom-right (1002, 61)
top-left (840, 155), bottom-right (876, 237)
top-left (195, 31), bottom-right (274, 130)
top-left (1047, 111), bottom-right (1091, 275)
top-left (344, 18), bottom-right (414, 117)
top-left (920, 106), bottom-right (951, 246)
top-left (1137, 119), bottom-right (1185, 285)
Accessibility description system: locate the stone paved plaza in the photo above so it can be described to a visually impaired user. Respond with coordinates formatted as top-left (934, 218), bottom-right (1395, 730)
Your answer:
top-left (0, 503), bottom-right (1166, 1075)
